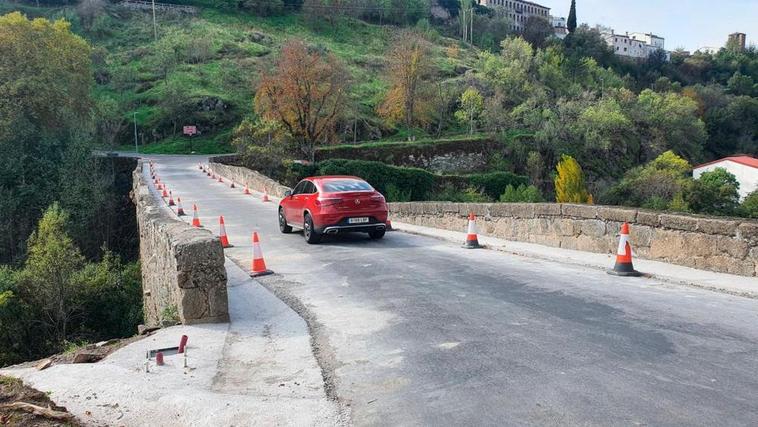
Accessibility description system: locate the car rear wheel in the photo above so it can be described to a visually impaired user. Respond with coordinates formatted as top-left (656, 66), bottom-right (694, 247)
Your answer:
top-left (303, 213), bottom-right (321, 244)
top-left (279, 208), bottom-right (293, 234)
top-left (368, 229), bottom-right (385, 240)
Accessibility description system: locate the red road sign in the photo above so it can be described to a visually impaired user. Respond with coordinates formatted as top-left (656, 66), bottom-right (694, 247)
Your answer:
top-left (183, 125), bottom-right (197, 136)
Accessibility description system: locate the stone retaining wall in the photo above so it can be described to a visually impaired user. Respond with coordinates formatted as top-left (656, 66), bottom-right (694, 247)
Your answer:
top-left (132, 161), bottom-right (229, 326)
top-left (389, 202), bottom-right (758, 277)
top-left (208, 159), bottom-right (292, 199)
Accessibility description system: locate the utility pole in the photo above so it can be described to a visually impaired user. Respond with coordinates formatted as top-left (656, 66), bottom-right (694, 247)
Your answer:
top-left (133, 112), bottom-right (139, 154)
top-left (151, 0), bottom-right (158, 41)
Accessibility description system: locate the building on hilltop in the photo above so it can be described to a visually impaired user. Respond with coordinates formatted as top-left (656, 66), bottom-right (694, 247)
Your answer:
top-left (693, 155), bottom-right (758, 201)
top-left (727, 32), bottom-right (747, 51)
top-left (551, 16), bottom-right (568, 39)
top-left (598, 26), bottom-right (667, 60)
top-left (477, 0), bottom-right (550, 32)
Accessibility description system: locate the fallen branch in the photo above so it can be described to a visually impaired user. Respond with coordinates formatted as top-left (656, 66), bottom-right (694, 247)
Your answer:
top-left (0, 402), bottom-right (73, 421)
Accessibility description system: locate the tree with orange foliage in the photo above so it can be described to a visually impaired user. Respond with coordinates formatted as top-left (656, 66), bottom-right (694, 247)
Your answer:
top-left (254, 40), bottom-right (349, 162)
top-left (377, 31), bottom-right (434, 130)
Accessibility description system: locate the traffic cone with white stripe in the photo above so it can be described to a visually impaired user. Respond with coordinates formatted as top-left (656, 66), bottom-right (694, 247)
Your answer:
top-left (168, 191), bottom-right (175, 206)
top-left (462, 213), bottom-right (482, 249)
top-left (218, 176), bottom-right (224, 183)
top-left (250, 232), bottom-right (273, 277)
top-left (244, 185), bottom-right (250, 195)
top-left (262, 191), bottom-right (270, 203)
top-left (162, 187), bottom-right (169, 198)
top-left (176, 197), bottom-right (186, 216)
top-left (230, 181), bottom-right (236, 189)
top-left (608, 223), bottom-right (643, 277)
top-left (218, 216), bottom-right (232, 248)
top-left (192, 204), bottom-right (201, 228)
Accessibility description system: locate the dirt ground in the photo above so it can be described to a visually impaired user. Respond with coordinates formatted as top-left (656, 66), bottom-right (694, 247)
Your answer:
top-left (0, 376), bottom-right (80, 427)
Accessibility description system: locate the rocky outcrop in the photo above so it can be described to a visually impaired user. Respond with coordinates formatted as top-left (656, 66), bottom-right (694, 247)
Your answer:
top-left (132, 161), bottom-right (229, 326)
top-left (208, 160), bottom-right (292, 199)
top-left (389, 202), bottom-right (758, 277)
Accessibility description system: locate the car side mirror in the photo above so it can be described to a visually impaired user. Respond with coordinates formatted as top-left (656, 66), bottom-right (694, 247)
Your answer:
top-left (284, 190), bottom-right (292, 197)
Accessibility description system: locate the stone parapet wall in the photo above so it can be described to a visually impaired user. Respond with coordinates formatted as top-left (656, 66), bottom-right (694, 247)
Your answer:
top-left (208, 159), bottom-right (292, 199)
top-left (132, 161), bottom-right (229, 326)
top-left (389, 202), bottom-right (758, 277)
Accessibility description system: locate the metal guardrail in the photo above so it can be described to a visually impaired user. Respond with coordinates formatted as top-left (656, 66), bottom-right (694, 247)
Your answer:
top-left (119, 1), bottom-right (198, 14)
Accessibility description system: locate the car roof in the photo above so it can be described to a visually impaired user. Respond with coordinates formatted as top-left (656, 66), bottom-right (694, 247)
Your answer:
top-left (304, 176), bottom-right (364, 182)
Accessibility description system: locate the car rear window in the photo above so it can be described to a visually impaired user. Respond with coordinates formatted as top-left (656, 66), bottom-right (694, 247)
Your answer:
top-left (321, 179), bottom-right (373, 192)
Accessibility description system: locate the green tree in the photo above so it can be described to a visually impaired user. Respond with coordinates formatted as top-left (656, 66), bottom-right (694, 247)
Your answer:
top-left (522, 16), bottom-right (554, 48)
top-left (455, 87), bottom-right (484, 134)
top-left (0, 12), bottom-right (93, 263)
top-left (687, 168), bottom-right (740, 215)
top-left (567, 0), bottom-right (577, 34)
top-left (603, 151), bottom-right (692, 210)
top-left (555, 154), bottom-right (593, 203)
top-left (740, 190), bottom-right (758, 218)
top-left (499, 184), bottom-right (544, 202)
top-left (16, 204), bottom-right (86, 344)
top-left (726, 71), bottom-right (755, 96)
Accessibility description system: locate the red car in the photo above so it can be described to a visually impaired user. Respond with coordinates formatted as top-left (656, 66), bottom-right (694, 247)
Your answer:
top-left (278, 176), bottom-right (388, 244)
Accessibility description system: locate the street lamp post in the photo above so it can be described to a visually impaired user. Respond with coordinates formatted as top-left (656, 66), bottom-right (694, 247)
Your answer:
top-left (133, 112), bottom-right (138, 154)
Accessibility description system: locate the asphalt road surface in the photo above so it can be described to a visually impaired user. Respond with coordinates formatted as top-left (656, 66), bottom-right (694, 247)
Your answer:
top-left (149, 155), bottom-right (758, 426)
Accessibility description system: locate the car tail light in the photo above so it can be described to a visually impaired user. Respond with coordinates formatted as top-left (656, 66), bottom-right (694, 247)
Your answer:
top-left (315, 198), bottom-right (342, 207)
top-left (371, 195), bottom-right (386, 203)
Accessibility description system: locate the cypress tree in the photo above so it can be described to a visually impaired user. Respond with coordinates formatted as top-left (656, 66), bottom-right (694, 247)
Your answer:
top-left (567, 0), bottom-right (577, 33)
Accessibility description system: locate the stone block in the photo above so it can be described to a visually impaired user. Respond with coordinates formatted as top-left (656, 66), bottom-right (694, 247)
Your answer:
top-left (579, 219), bottom-right (606, 238)
top-left (596, 206), bottom-right (637, 223)
top-left (636, 211), bottom-right (660, 227)
top-left (533, 203), bottom-right (562, 217)
top-left (737, 222), bottom-right (758, 245)
top-left (696, 218), bottom-right (738, 236)
top-left (716, 236), bottom-right (749, 259)
top-left (659, 214), bottom-right (699, 232)
top-left (553, 219), bottom-right (577, 236)
top-left (440, 202), bottom-right (460, 213)
top-left (511, 204), bottom-right (536, 219)
top-left (488, 203), bottom-right (518, 217)
top-left (561, 204), bottom-right (598, 219)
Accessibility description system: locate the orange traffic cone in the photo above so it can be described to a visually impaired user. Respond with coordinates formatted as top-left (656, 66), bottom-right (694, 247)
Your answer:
top-left (156, 181), bottom-right (162, 190)
top-left (250, 232), bottom-right (273, 277)
top-left (386, 220), bottom-right (394, 231)
top-left (218, 176), bottom-right (224, 183)
top-left (218, 216), bottom-right (232, 248)
top-left (608, 223), bottom-right (643, 277)
top-left (168, 191), bottom-right (175, 206)
top-left (462, 213), bottom-right (482, 249)
top-left (192, 204), bottom-right (201, 228)
top-left (244, 185), bottom-right (250, 195)
top-left (162, 187), bottom-right (169, 198)
top-left (210, 173), bottom-right (215, 179)
top-left (230, 181), bottom-right (235, 189)
top-left (262, 191), bottom-right (270, 203)
top-left (176, 197), bottom-right (186, 216)
top-left (198, 163), bottom-right (203, 170)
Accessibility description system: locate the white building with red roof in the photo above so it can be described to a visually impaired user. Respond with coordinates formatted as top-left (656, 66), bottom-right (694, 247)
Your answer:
top-left (693, 155), bottom-right (758, 200)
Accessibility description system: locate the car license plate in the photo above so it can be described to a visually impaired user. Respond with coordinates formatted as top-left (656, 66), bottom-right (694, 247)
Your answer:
top-left (348, 217), bottom-right (369, 224)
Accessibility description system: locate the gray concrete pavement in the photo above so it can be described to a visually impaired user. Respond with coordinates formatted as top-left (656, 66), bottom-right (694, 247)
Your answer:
top-left (155, 155), bottom-right (758, 426)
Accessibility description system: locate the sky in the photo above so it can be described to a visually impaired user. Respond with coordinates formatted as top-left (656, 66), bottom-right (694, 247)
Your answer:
top-left (536, 0), bottom-right (758, 52)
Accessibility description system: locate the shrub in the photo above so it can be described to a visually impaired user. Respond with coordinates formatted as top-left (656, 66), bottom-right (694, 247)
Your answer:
top-left (739, 190), bottom-right (758, 218)
top-left (604, 151), bottom-right (692, 209)
top-left (431, 184), bottom-right (493, 202)
top-left (316, 159), bottom-right (436, 201)
top-left (555, 154), bottom-right (593, 204)
top-left (499, 184), bottom-right (544, 202)
top-left (686, 168), bottom-right (740, 215)
top-left (463, 172), bottom-right (529, 200)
